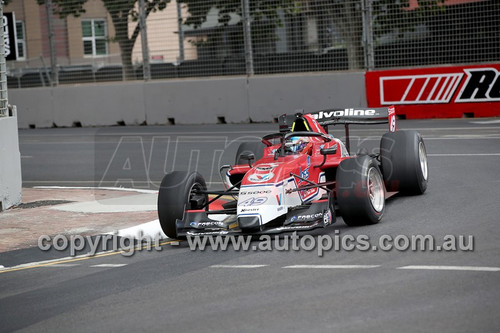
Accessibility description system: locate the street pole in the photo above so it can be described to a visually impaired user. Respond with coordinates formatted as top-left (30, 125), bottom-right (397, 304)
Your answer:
top-left (0, 0), bottom-right (7, 116)
top-left (45, 0), bottom-right (58, 85)
top-left (139, 0), bottom-right (151, 81)
top-left (176, 0), bottom-right (185, 63)
top-left (241, 0), bottom-right (254, 75)
top-left (361, 0), bottom-right (375, 70)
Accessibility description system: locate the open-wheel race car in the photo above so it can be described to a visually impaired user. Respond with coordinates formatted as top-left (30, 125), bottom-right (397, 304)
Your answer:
top-left (157, 107), bottom-right (428, 238)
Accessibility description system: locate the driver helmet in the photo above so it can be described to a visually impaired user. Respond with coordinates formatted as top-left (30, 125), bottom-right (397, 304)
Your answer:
top-left (286, 136), bottom-right (310, 153)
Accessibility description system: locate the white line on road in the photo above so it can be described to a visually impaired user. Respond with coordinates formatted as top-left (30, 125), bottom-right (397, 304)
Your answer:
top-left (211, 265), bottom-right (269, 268)
top-left (90, 264), bottom-right (128, 268)
top-left (397, 265), bottom-right (500, 272)
top-left (470, 119), bottom-right (500, 124)
top-left (428, 153), bottom-right (500, 156)
top-left (33, 186), bottom-right (158, 194)
top-left (283, 265), bottom-right (380, 269)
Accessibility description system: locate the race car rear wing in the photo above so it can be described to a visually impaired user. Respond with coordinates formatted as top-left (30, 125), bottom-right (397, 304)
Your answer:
top-left (279, 106), bottom-right (396, 131)
top-left (278, 106), bottom-right (397, 154)
top-left (311, 106), bottom-right (396, 128)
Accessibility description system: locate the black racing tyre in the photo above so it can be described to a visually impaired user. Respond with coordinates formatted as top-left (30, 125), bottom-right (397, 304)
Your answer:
top-left (235, 141), bottom-right (265, 165)
top-left (336, 156), bottom-right (386, 226)
top-left (380, 130), bottom-right (428, 195)
top-left (157, 171), bottom-right (207, 238)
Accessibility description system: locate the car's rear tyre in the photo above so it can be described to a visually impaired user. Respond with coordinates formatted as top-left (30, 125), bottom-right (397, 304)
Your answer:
top-left (380, 130), bottom-right (428, 195)
top-left (157, 171), bottom-right (207, 238)
top-left (336, 156), bottom-right (385, 226)
top-left (235, 141), bottom-right (265, 165)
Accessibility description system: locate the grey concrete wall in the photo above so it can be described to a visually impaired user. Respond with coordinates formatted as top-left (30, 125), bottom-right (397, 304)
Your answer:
top-left (0, 109), bottom-right (22, 211)
top-left (9, 71), bottom-right (367, 129)
top-left (248, 72), bottom-right (367, 121)
top-left (143, 77), bottom-right (250, 125)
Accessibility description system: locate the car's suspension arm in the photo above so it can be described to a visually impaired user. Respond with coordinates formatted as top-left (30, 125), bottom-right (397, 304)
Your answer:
top-left (289, 172), bottom-right (334, 193)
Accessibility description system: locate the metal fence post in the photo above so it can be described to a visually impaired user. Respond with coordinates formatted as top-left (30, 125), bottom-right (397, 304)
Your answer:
top-left (176, 0), bottom-right (185, 63)
top-left (45, 0), bottom-right (58, 86)
top-left (241, 0), bottom-right (254, 76)
top-left (361, 0), bottom-right (375, 70)
top-left (0, 1), bottom-right (8, 116)
top-left (139, 0), bottom-right (151, 81)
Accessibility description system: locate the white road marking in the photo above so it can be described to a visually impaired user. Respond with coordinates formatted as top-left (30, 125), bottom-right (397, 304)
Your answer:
top-left (397, 265), bottom-right (500, 272)
top-left (470, 119), bottom-right (500, 124)
top-left (21, 156), bottom-right (33, 158)
top-left (211, 265), bottom-right (268, 268)
top-left (90, 264), bottom-right (128, 268)
top-left (428, 153), bottom-right (500, 156)
top-left (337, 136), bottom-right (500, 142)
top-left (283, 265), bottom-right (380, 269)
top-left (26, 181), bottom-right (224, 186)
top-left (50, 193), bottom-right (158, 213)
top-left (17, 126), bottom-right (500, 136)
top-left (33, 186), bottom-right (158, 194)
top-left (0, 250), bottom-right (117, 271)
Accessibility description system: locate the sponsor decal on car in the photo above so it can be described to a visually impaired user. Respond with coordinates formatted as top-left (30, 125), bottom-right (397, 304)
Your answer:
top-left (190, 221), bottom-right (225, 228)
top-left (241, 208), bottom-right (260, 212)
top-left (248, 172), bottom-right (275, 183)
top-left (276, 193), bottom-right (282, 205)
top-left (240, 190), bottom-right (272, 195)
top-left (312, 109), bottom-right (378, 119)
top-left (290, 212), bottom-right (323, 222)
top-left (323, 210), bottom-right (333, 225)
top-left (256, 166), bottom-right (274, 171)
top-left (239, 197), bottom-right (268, 206)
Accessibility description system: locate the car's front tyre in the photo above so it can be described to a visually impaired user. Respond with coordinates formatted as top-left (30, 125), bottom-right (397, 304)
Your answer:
top-left (157, 171), bottom-right (207, 238)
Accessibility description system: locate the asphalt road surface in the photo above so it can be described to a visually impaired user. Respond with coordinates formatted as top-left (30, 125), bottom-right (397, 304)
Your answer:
top-left (1, 118), bottom-right (500, 332)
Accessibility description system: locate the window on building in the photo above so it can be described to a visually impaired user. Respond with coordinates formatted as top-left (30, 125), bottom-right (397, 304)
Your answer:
top-left (82, 19), bottom-right (108, 57)
top-left (16, 21), bottom-right (26, 60)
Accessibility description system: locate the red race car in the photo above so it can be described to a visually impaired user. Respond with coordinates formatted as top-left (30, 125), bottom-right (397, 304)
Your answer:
top-left (157, 107), bottom-right (428, 238)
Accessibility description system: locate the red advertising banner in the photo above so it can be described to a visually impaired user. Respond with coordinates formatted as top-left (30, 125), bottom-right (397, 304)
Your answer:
top-left (365, 64), bottom-right (500, 118)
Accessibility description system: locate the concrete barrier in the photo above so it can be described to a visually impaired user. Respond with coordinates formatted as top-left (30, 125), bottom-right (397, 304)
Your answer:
top-left (0, 107), bottom-right (22, 211)
top-left (9, 71), bottom-right (367, 128)
top-left (143, 77), bottom-right (250, 125)
top-left (248, 72), bottom-right (366, 121)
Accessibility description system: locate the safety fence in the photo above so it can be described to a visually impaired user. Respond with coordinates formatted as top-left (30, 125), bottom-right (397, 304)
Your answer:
top-left (4, 0), bottom-right (500, 88)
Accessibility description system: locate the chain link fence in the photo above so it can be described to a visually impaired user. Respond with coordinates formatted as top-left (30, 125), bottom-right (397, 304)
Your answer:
top-left (4, 0), bottom-right (500, 88)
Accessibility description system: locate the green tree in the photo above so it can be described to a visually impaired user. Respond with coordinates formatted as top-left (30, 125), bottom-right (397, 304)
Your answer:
top-left (37, 0), bottom-right (170, 80)
top-left (180, 0), bottom-right (296, 28)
